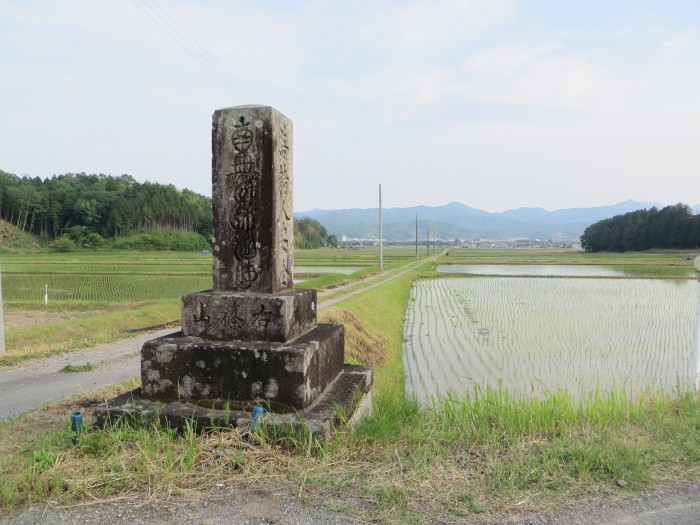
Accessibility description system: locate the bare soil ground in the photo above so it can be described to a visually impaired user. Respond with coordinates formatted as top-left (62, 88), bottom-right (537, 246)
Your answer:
top-left (3, 310), bottom-right (97, 331)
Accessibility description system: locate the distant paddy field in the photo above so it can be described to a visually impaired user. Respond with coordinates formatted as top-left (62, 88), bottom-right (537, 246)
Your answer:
top-left (0, 247), bottom-right (411, 305)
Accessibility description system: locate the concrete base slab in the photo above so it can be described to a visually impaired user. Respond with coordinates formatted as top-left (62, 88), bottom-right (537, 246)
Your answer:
top-left (93, 365), bottom-right (372, 442)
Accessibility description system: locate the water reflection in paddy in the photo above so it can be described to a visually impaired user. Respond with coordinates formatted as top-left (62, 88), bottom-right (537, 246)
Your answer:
top-left (438, 264), bottom-right (628, 277)
top-left (404, 275), bottom-right (697, 403)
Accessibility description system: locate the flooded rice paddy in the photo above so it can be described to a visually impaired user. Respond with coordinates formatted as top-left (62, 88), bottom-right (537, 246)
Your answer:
top-left (403, 275), bottom-right (697, 402)
top-left (438, 264), bottom-right (628, 277)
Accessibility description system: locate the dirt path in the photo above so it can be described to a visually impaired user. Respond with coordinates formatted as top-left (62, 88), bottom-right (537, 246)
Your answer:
top-left (318, 253), bottom-right (438, 307)
top-left (3, 310), bottom-right (99, 331)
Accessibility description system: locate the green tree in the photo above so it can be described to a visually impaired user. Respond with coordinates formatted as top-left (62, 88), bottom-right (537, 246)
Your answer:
top-left (0, 170), bottom-right (214, 245)
top-left (581, 204), bottom-right (700, 252)
top-left (53, 236), bottom-right (76, 252)
top-left (86, 232), bottom-right (106, 249)
top-left (294, 217), bottom-right (328, 249)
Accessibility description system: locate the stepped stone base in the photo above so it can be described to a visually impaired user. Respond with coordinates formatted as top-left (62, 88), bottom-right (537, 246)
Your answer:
top-left (181, 289), bottom-right (317, 343)
top-left (141, 324), bottom-right (344, 410)
top-left (94, 365), bottom-right (372, 442)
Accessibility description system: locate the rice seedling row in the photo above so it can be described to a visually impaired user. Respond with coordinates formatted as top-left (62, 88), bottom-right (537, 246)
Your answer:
top-left (3, 273), bottom-right (212, 304)
top-left (403, 276), bottom-right (697, 402)
top-left (0, 249), bottom-right (399, 306)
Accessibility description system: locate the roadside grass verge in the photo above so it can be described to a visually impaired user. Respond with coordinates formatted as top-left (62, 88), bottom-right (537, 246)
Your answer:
top-left (337, 389), bottom-right (700, 523)
top-left (0, 302), bottom-right (180, 365)
top-left (1, 378), bottom-right (699, 522)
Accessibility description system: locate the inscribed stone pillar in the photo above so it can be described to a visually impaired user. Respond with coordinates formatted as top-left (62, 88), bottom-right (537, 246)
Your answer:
top-left (211, 105), bottom-right (294, 294)
top-left (95, 104), bottom-right (372, 436)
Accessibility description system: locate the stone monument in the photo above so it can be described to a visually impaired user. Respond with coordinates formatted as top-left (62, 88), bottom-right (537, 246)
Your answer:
top-left (95, 106), bottom-right (372, 439)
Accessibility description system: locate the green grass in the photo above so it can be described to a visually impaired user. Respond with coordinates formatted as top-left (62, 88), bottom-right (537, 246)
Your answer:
top-left (296, 266), bottom-right (375, 290)
top-left (0, 220), bottom-right (42, 253)
top-left (1, 249), bottom-right (700, 522)
top-left (0, 248), bottom-right (407, 306)
top-left (59, 363), bottom-right (95, 373)
top-left (1, 301), bottom-right (180, 364)
top-left (0, 248), bottom-right (391, 361)
top-left (0, 251), bottom-right (213, 305)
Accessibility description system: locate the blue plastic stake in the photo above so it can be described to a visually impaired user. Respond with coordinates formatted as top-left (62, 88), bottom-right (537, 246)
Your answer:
top-left (250, 406), bottom-right (264, 433)
top-left (71, 411), bottom-right (83, 445)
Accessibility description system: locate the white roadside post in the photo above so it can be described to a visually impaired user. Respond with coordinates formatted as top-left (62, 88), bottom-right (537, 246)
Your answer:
top-left (692, 256), bottom-right (700, 392)
top-left (0, 268), bottom-right (5, 355)
top-left (44, 284), bottom-right (49, 307)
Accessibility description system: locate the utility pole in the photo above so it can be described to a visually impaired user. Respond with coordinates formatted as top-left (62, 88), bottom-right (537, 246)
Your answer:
top-left (415, 212), bottom-right (418, 260)
top-left (379, 184), bottom-right (383, 271)
top-left (426, 225), bottom-right (429, 255)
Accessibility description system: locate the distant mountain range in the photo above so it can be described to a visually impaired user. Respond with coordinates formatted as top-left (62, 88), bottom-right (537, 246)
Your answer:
top-left (297, 201), bottom-right (700, 241)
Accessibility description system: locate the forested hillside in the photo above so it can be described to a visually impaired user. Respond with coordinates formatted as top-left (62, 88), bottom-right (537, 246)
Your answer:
top-left (294, 217), bottom-right (337, 248)
top-left (0, 170), bottom-right (336, 252)
top-left (0, 170), bottom-right (212, 242)
top-left (580, 203), bottom-right (700, 252)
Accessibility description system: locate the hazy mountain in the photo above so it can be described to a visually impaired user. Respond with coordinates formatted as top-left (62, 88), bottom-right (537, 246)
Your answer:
top-left (297, 200), bottom-right (671, 241)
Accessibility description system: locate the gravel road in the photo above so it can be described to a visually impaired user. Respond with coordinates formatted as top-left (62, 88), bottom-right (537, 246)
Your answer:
top-left (0, 488), bottom-right (356, 525)
top-left (0, 328), bottom-right (175, 420)
top-left (495, 482), bottom-right (700, 525)
top-left (2, 482), bottom-right (699, 524)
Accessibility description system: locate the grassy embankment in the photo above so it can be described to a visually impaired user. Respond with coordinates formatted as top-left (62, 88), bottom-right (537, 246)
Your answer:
top-left (0, 250), bottom-right (700, 523)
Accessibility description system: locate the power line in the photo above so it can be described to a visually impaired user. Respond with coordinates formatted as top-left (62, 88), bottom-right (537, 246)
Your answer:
top-left (129, 0), bottom-right (254, 103)
top-left (129, 0), bottom-right (370, 198)
top-left (146, 0), bottom-right (258, 102)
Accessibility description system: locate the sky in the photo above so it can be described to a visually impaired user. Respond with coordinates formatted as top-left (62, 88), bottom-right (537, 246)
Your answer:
top-left (1, 0), bottom-right (698, 213)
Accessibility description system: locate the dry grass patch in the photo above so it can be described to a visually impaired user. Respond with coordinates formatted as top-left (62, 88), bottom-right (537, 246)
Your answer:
top-left (319, 307), bottom-right (389, 366)
top-left (3, 310), bottom-right (102, 331)
top-left (0, 381), bottom-right (325, 508)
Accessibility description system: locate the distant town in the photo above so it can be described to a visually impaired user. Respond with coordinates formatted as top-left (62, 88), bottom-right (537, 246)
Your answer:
top-left (339, 237), bottom-right (583, 250)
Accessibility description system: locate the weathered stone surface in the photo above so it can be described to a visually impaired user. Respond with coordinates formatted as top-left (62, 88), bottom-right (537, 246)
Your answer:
top-left (181, 288), bottom-right (316, 343)
top-left (121, 104), bottom-right (372, 439)
top-left (94, 364), bottom-right (373, 441)
top-left (212, 105), bottom-right (293, 294)
top-left (141, 324), bottom-right (344, 409)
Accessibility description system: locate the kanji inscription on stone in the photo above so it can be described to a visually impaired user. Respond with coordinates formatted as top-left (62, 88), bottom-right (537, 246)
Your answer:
top-left (211, 105), bottom-right (294, 294)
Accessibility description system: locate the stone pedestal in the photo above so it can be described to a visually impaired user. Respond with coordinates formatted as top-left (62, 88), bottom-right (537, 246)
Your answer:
top-left (141, 324), bottom-right (344, 409)
top-left (94, 105), bottom-right (371, 439)
top-left (181, 289), bottom-right (317, 343)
